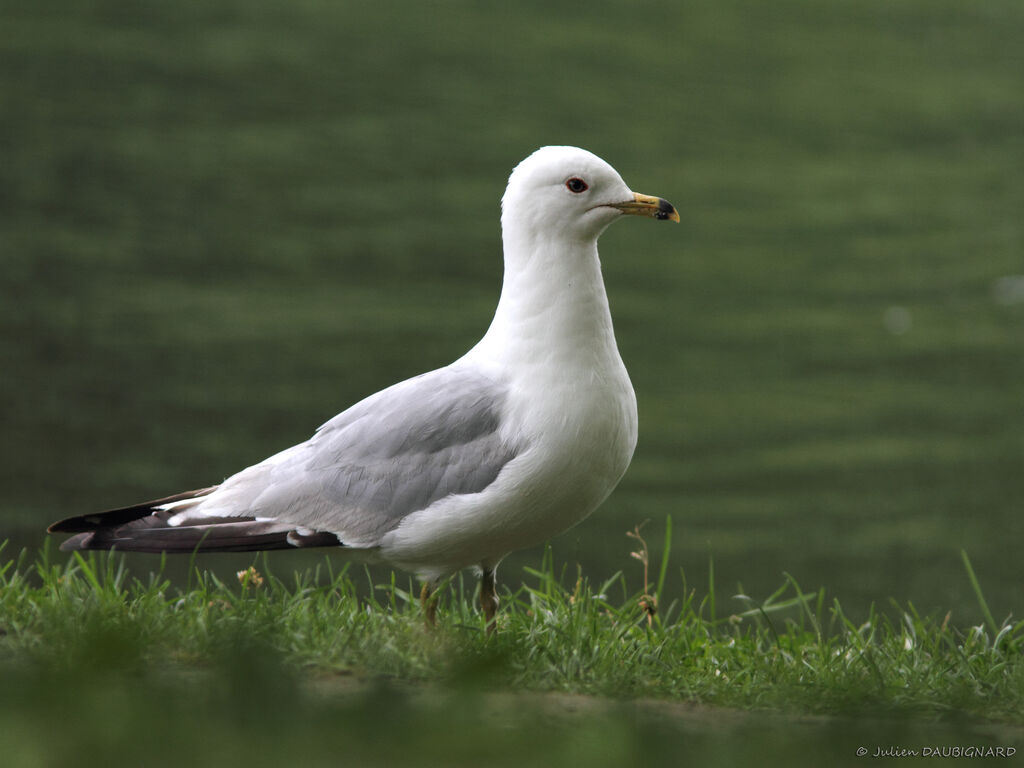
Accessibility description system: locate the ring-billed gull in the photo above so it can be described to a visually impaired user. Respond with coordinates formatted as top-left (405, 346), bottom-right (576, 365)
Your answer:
top-left (48, 146), bottom-right (678, 630)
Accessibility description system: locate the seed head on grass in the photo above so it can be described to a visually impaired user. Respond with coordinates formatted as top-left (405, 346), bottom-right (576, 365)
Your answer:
top-left (626, 521), bottom-right (657, 627)
top-left (237, 566), bottom-right (265, 590)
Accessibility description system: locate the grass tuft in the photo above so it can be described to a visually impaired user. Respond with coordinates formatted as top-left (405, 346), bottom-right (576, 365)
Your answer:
top-left (1, 524), bottom-right (1020, 726)
top-left (1, 529), bottom-right (1022, 767)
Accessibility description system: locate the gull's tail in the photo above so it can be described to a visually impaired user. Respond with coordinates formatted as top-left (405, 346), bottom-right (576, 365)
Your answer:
top-left (47, 487), bottom-right (341, 553)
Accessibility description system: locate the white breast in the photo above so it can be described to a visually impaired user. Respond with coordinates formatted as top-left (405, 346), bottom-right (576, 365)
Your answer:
top-left (379, 234), bottom-right (638, 578)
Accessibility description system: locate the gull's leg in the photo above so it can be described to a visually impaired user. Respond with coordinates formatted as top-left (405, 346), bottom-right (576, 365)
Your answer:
top-left (480, 565), bottom-right (498, 634)
top-left (420, 581), bottom-right (438, 628)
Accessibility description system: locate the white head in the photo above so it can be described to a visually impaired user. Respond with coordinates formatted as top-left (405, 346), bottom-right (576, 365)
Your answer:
top-left (501, 146), bottom-right (678, 245)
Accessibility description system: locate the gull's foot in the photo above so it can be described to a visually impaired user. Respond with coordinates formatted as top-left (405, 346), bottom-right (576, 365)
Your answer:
top-left (480, 566), bottom-right (498, 635)
top-left (420, 581), bottom-right (438, 628)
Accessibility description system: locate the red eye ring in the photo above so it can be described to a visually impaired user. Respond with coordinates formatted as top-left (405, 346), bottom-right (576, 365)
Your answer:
top-left (565, 177), bottom-right (589, 193)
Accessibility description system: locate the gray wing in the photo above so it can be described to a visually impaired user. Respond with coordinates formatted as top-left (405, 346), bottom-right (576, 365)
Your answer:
top-left (204, 365), bottom-right (522, 546)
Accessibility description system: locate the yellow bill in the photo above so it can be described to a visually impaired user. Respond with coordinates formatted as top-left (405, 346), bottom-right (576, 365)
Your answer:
top-left (609, 192), bottom-right (680, 222)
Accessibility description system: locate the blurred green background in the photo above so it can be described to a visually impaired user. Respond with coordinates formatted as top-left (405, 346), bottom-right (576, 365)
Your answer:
top-left (3, 0), bottom-right (1022, 624)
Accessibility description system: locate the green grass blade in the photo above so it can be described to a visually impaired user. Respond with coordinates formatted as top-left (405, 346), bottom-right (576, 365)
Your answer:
top-left (655, 515), bottom-right (672, 599)
top-left (708, 555), bottom-right (716, 626)
top-left (961, 549), bottom-right (998, 634)
top-left (72, 551), bottom-right (103, 593)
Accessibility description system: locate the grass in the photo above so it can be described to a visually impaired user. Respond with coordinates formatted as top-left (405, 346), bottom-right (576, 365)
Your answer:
top-left (2, 522), bottom-right (1021, 767)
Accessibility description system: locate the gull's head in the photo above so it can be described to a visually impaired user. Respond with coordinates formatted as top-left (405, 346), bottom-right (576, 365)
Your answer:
top-left (501, 146), bottom-right (679, 244)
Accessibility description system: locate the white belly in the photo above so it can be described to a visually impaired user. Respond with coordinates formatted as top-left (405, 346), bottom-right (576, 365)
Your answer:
top-left (380, 361), bottom-right (638, 579)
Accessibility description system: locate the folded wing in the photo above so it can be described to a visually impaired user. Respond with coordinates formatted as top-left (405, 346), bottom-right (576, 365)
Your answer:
top-left (49, 366), bottom-right (521, 553)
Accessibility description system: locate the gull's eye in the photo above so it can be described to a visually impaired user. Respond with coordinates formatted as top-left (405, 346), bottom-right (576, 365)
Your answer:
top-left (565, 177), bottom-right (589, 194)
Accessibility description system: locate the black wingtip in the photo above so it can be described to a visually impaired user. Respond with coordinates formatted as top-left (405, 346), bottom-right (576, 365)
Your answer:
top-left (48, 517), bottom-right (102, 534)
top-left (46, 486), bottom-right (218, 535)
top-left (45, 485), bottom-right (347, 555)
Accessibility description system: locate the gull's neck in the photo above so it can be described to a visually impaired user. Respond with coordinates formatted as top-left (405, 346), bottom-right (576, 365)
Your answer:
top-left (468, 223), bottom-right (622, 372)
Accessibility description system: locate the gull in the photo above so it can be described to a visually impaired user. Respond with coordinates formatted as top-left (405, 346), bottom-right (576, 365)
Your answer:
top-left (48, 146), bottom-right (678, 630)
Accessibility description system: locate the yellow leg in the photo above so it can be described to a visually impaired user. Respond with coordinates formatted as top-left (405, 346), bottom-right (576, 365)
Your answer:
top-left (420, 581), bottom-right (438, 628)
